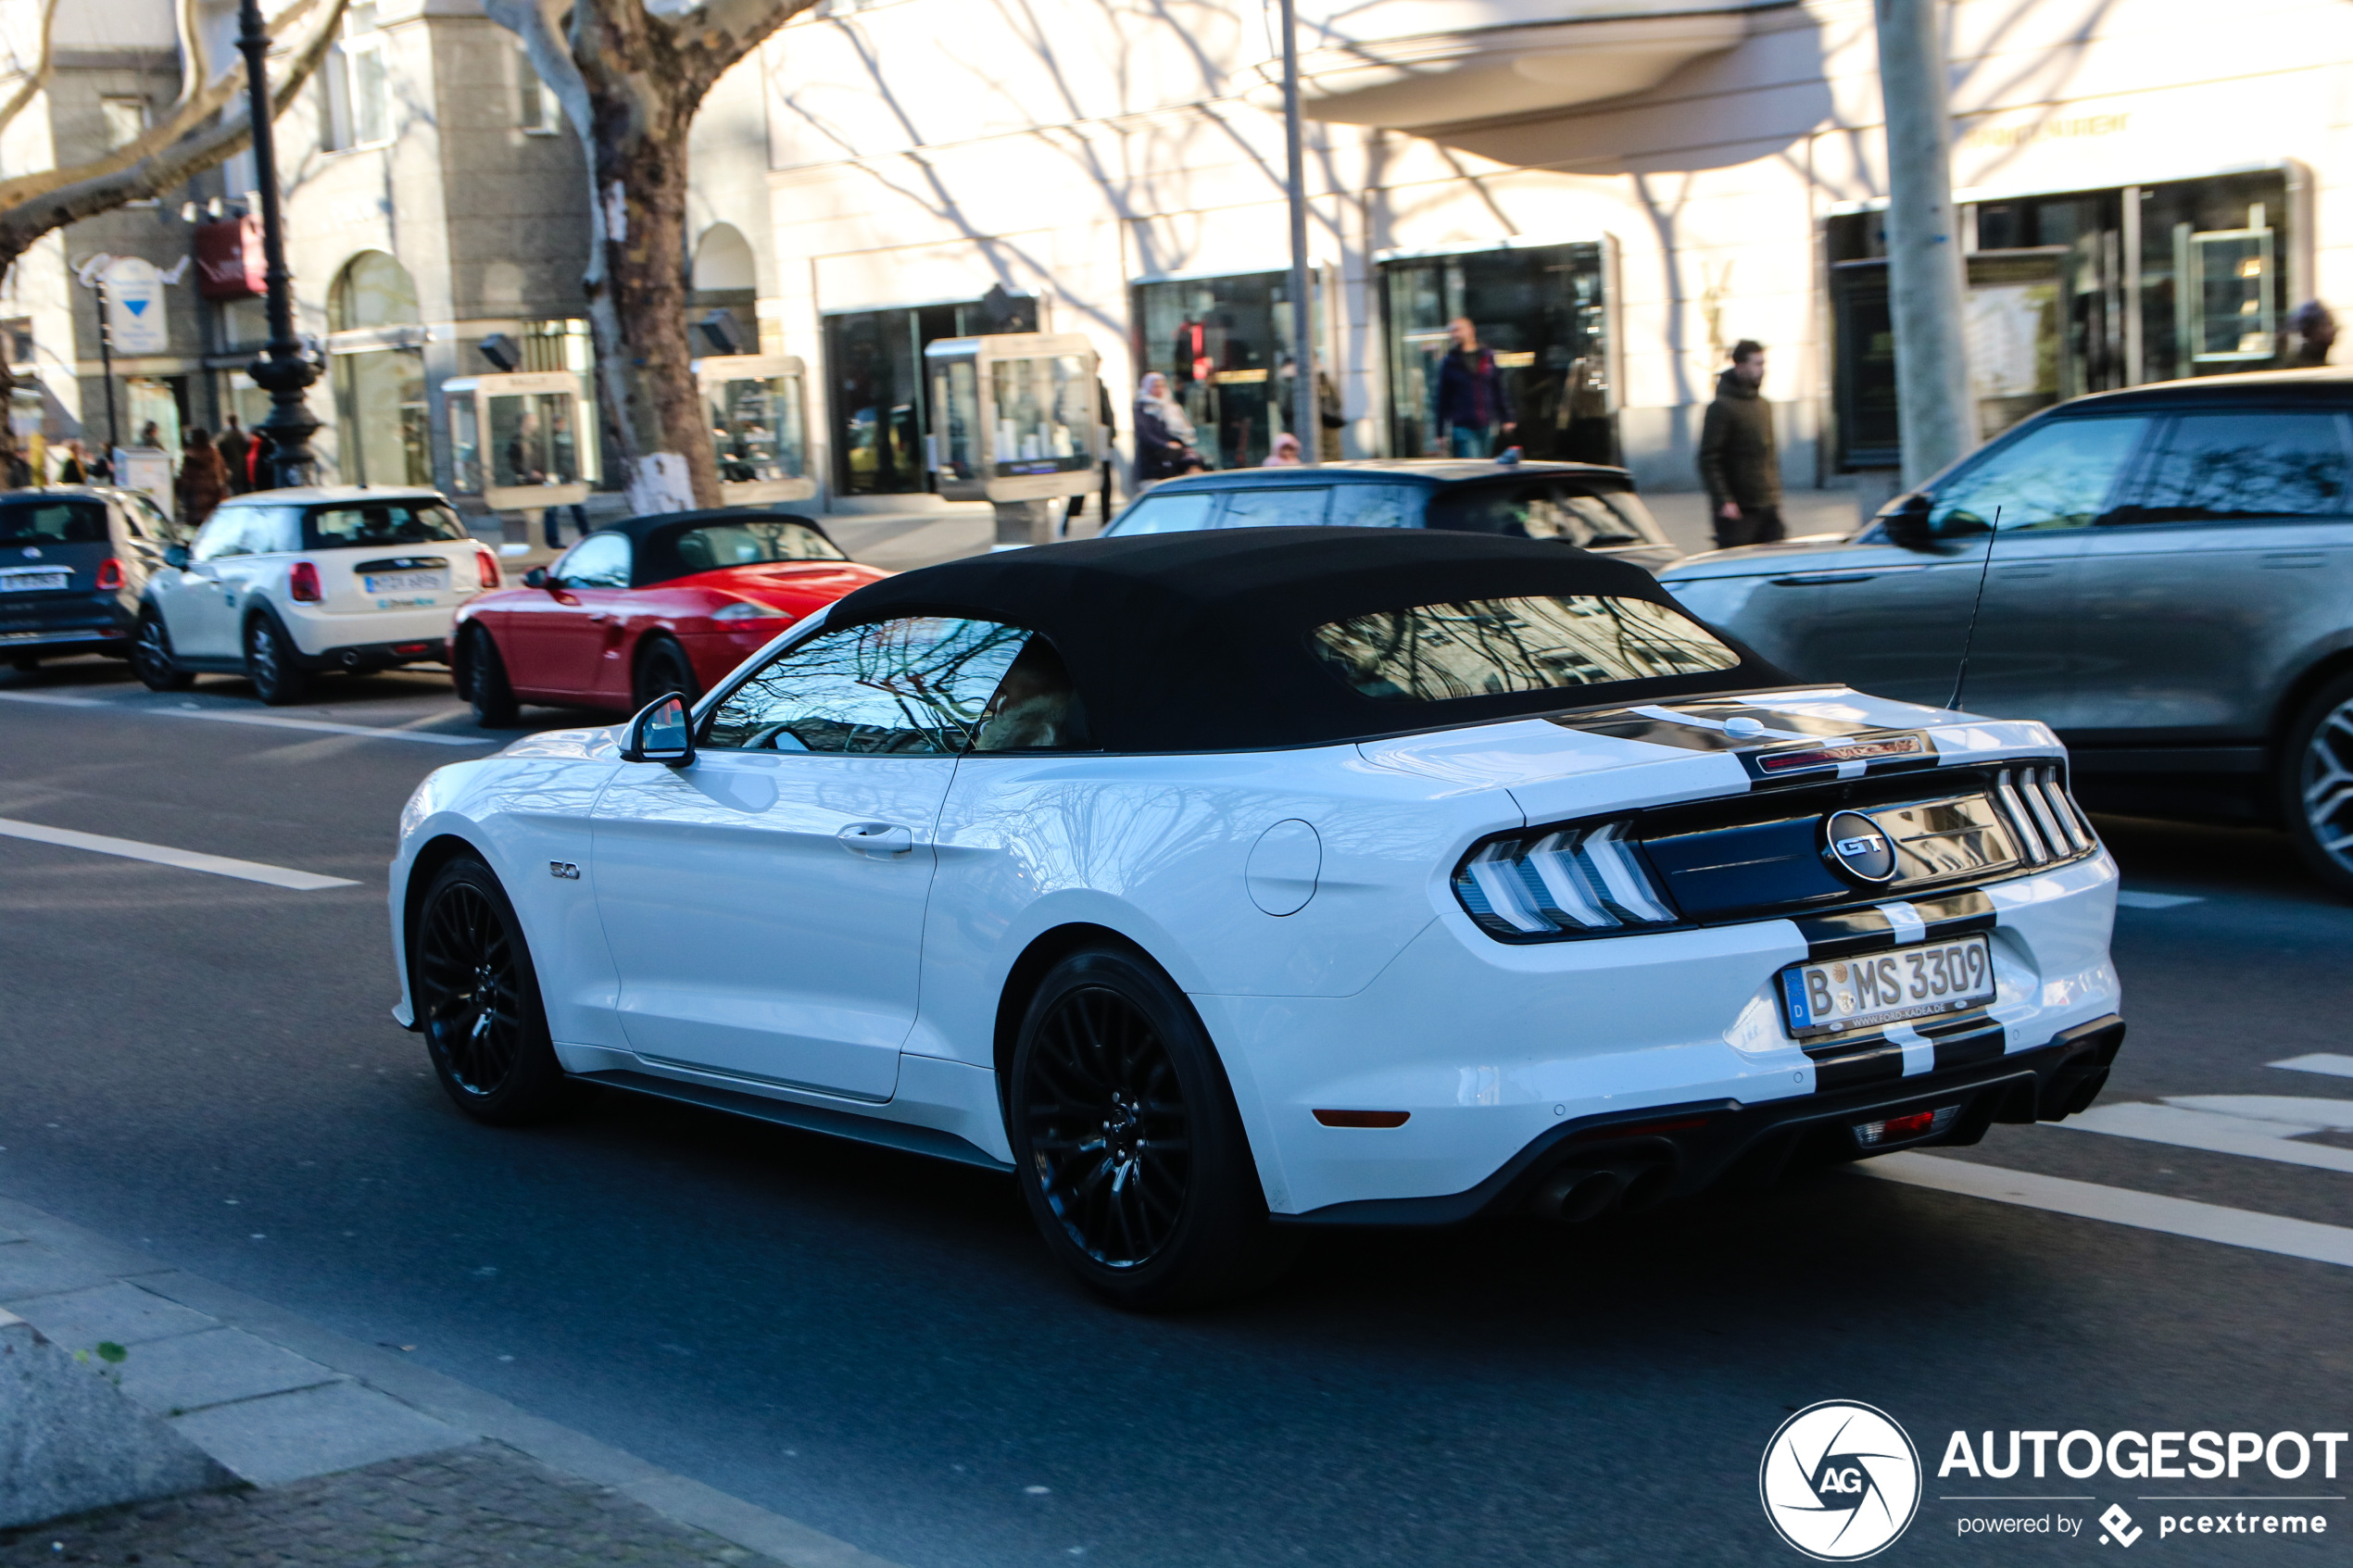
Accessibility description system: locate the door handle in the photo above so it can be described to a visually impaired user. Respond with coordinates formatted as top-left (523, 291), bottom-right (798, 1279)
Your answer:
top-left (837, 822), bottom-right (914, 858)
top-left (1768, 572), bottom-right (1879, 586)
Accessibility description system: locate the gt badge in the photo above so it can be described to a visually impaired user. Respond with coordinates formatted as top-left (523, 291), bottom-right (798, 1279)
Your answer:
top-left (1822, 809), bottom-right (1897, 884)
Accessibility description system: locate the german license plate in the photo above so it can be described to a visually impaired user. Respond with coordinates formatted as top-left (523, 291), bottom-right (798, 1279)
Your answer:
top-left (1780, 935), bottom-right (1994, 1038)
top-left (362, 571), bottom-right (444, 595)
top-left (0, 571), bottom-right (69, 593)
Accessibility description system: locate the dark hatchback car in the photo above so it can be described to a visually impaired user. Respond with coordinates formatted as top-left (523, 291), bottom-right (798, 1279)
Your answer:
top-left (1662, 369), bottom-right (2353, 897)
top-left (1103, 458), bottom-right (1682, 573)
top-left (0, 486), bottom-right (184, 671)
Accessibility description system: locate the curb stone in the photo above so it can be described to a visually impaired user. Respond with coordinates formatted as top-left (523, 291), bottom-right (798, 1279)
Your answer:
top-left (0, 1193), bottom-right (907, 1568)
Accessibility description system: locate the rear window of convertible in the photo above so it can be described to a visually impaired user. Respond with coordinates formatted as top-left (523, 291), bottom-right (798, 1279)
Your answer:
top-left (1313, 595), bottom-right (1739, 702)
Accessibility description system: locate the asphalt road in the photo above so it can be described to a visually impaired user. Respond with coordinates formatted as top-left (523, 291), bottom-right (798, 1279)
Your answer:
top-left (2, 654), bottom-right (2349, 1567)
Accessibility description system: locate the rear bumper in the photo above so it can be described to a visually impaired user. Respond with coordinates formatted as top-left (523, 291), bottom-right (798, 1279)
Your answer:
top-left (1280, 1015), bottom-right (2124, 1225)
top-left (283, 603), bottom-right (462, 659)
top-left (0, 623), bottom-right (132, 651)
top-left (292, 635), bottom-right (449, 672)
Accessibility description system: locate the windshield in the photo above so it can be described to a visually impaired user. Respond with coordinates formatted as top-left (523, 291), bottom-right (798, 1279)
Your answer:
top-left (1427, 482), bottom-right (1665, 548)
top-left (1313, 594), bottom-right (1739, 703)
top-left (673, 520), bottom-right (847, 570)
top-left (305, 500), bottom-right (471, 550)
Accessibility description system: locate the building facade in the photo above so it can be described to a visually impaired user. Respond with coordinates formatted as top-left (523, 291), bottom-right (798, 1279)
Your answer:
top-left (695, 0), bottom-right (2353, 507)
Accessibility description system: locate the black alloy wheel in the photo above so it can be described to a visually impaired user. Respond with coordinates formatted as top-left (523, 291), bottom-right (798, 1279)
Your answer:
top-left (244, 611), bottom-right (310, 706)
top-left (459, 625), bottom-right (520, 727)
top-left (1010, 946), bottom-right (1293, 1310)
top-left (131, 611), bottom-right (194, 691)
top-left (632, 636), bottom-right (699, 711)
top-left (411, 858), bottom-right (574, 1123)
top-left (2284, 671), bottom-right (2353, 900)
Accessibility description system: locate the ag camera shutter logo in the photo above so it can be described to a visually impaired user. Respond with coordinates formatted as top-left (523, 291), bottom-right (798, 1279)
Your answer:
top-left (1760, 1400), bottom-right (1921, 1560)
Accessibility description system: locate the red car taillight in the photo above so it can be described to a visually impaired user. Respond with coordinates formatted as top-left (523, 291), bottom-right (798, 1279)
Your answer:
top-left (289, 560), bottom-right (322, 602)
top-left (94, 558), bottom-right (123, 591)
top-left (473, 548), bottom-right (500, 590)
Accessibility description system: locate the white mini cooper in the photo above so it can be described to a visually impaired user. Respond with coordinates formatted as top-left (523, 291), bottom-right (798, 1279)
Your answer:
top-left (135, 487), bottom-right (501, 704)
top-left (388, 529), bottom-right (2125, 1308)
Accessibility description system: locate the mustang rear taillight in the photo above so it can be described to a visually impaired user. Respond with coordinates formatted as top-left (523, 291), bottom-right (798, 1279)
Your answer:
top-left (94, 558), bottom-right (123, 590)
top-left (1854, 1105), bottom-right (1959, 1147)
top-left (1992, 764), bottom-right (2094, 865)
top-left (473, 548), bottom-right (500, 590)
top-left (1453, 819), bottom-right (1680, 939)
top-left (288, 560), bottom-right (322, 602)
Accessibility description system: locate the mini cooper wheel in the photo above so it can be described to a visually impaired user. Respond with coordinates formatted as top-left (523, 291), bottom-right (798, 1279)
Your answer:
top-left (1009, 946), bottom-right (1292, 1311)
top-left (458, 624), bottom-right (520, 727)
top-left (244, 611), bottom-right (311, 706)
top-left (131, 611), bottom-right (194, 692)
top-left (411, 858), bottom-right (575, 1124)
top-left (2284, 671), bottom-right (2353, 901)
top-left (631, 636), bottom-right (699, 711)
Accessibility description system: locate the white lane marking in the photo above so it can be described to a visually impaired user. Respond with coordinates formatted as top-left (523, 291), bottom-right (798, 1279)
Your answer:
top-left (0, 817), bottom-right (359, 890)
top-left (2274, 1053), bottom-right (2353, 1081)
top-left (0, 689), bottom-right (489, 746)
top-left (1858, 1152), bottom-right (2353, 1269)
top-left (2167, 1094), bottom-right (2353, 1130)
top-left (2115, 890), bottom-right (2202, 909)
top-left (2059, 1101), bottom-right (2353, 1176)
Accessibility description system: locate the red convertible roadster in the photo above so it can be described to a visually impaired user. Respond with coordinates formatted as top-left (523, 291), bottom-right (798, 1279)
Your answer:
top-left (451, 509), bottom-right (885, 725)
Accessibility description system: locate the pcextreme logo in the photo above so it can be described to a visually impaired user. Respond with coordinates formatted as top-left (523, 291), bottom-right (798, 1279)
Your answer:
top-left (1761, 1400), bottom-right (1923, 1561)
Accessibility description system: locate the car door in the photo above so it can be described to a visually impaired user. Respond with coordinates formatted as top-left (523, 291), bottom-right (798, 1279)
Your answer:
top-left (1775, 412), bottom-right (2157, 719)
top-left (207, 507), bottom-right (300, 654)
top-left (150, 508), bottom-right (256, 659)
top-left (503, 531), bottom-right (632, 701)
top-left (588, 614), bottom-right (1030, 1100)
top-left (2071, 407), bottom-right (2353, 741)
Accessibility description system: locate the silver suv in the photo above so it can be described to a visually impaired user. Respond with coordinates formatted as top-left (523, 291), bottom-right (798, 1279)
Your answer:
top-left (1662, 370), bottom-right (2353, 897)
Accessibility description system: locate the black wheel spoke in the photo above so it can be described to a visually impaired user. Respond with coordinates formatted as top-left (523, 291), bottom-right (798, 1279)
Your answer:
top-left (1022, 983), bottom-right (1191, 1270)
top-left (417, 879), bottom-right (526, 1098)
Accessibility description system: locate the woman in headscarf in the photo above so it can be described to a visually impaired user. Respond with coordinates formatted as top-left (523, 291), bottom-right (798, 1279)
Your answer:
top-left (1132, 371), bottom-right (1197, 489)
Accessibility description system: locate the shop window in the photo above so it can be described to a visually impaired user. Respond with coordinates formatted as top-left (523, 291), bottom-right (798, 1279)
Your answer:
top-left (824, 302), bottom-right (979, 495)
top-left (101, 97), bottom-right (147, 150)
top-left (1378, 244), bottom-right (1615, 467)
top-left (329, 251), bottom-right (428, 486)
top-left (1130, 271), bottom-right (1317, 470)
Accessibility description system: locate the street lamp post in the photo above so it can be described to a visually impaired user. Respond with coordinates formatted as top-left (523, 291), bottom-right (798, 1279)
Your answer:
top-left (235, 0), bottom-right (320, 489)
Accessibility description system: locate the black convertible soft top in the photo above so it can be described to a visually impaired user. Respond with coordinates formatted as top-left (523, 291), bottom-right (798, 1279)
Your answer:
top-left (821, 528), bottom-right (1789, 752)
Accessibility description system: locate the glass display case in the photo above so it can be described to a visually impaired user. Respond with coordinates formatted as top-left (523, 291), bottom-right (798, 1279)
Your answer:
top-left (694, 354), bottom-right (814, 505)
top-left (442, 370), bottom-right (597, 512)
top-left (924, 333), bottom-right (1101, 504)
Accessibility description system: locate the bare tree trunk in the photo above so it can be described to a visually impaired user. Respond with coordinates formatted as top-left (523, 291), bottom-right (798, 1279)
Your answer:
top-left (575, 15), bottom-right (716, 513)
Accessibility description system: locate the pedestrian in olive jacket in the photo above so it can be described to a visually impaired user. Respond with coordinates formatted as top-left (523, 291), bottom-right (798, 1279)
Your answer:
top-left (1697, 340), bottom-right (1783, 549)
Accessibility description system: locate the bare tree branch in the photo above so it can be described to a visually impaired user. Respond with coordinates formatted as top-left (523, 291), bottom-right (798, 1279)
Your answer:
top-left (0, 0), bottom-right (346, 257)
top-left (0, 0), bottom-right (62, 143)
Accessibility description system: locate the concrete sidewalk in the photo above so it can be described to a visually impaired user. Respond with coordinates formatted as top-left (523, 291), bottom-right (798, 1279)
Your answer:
top-left (0, 1194), bottom-right (903, 1567)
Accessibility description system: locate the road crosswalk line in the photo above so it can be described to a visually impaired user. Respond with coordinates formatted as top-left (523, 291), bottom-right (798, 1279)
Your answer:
top-left (0, 816), bottom-right (359, 890)
top-left (1857, 1153), bottom-right (2353, 1269)
top-left (2274, 1053), bottom-right (2353, 1080)
top-left (2057, 1099), bottom-right (2353, 1175)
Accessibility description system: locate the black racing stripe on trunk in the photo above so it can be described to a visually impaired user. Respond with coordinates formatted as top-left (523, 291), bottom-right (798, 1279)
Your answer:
top-left (1913, 888), bottom-right (1998, 937)
top-left (1805, 1035), bottom-right (1906, 1092)
top-left (1795, 907), bottom-right (1897, 959)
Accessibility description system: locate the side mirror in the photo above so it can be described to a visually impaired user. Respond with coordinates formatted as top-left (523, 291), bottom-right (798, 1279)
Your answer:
top-left (621, 693), bottom-right (695, 768)
top-left (522, 566), bottom-right (549, 589)
top-left (1880, 493), bottom-right (1934, 551)
top-left (162, 544), bottom-right (190, 570)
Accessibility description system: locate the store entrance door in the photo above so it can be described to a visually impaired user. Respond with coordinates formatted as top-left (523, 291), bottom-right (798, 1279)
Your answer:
top-left (824, 303), bottom-right (981, 495)
top-left (1380, 243), bottom-right (1616, 465)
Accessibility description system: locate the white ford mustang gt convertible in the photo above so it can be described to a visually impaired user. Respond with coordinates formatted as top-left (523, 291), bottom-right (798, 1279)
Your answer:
top-left (389, 528), bottom-right (2124, 1308)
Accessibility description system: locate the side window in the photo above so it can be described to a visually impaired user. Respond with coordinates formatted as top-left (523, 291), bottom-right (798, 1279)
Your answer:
top-left (702, 617), bottom-right (1032, 755)
top-left (191, 511), bottom-right (253, 561)
top-left (1327, 484), bottom-right (1424, 528)
top-left (973, 634), bottom-right (1092, 752)
top-left (556, 532), bottom-right (632, 588)
top-left (1219, 486), bottom-right (1330, 528)
top-left (1109, 491), bottom-right (1216, 535)
top-left (1929, 416), bottom-right (2154, 533)
top-left (2133, 412), bottom-right (2351, 523)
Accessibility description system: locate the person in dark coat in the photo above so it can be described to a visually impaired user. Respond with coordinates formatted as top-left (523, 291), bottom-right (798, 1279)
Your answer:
top-left (174, 428), bottom-right (231, 529)
top-left (1697, 340), bottom-right (1783, 549)
top-left (1434, 317), bottom-right (1515, 458)
top-left (1132, 372), bottom-right (1196, 488)
top-left (216, 417), bottom-right (250, 495)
